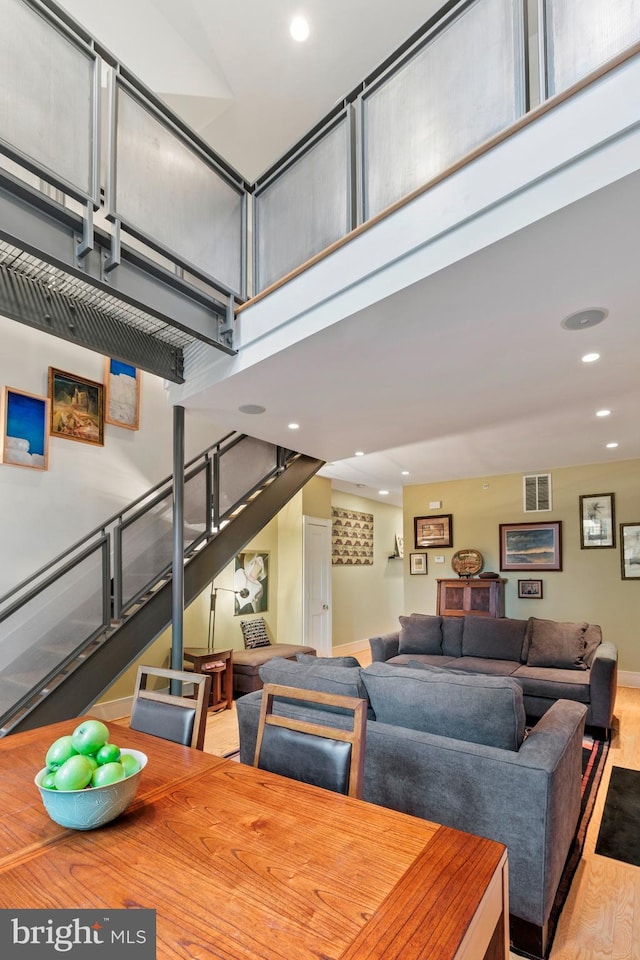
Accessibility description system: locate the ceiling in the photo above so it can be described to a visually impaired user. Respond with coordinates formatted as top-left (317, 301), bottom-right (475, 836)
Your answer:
top-left (54, 1), bottom-right (640, 506)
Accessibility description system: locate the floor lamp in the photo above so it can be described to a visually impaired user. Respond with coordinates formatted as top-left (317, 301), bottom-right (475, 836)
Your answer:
top-left (207, 584), bottom-right (244, 652)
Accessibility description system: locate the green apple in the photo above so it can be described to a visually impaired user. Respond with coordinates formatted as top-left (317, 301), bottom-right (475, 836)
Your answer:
top-left (85, 755), bottom-right (99, 771)
top-left (45, 735), bottom-right (78, 771)
top-left (96, 743), bottom-right (121, 765)
top-left (54, 754), bottom-right (94, 791)
top-left (120, 754), bottom-right (140, 778)
top-left (41, 771), bottom-right (57, 790)
top-left (71, 720), bottom-right (109, 756)
top-left (91, 761), bottom-right (125, 788)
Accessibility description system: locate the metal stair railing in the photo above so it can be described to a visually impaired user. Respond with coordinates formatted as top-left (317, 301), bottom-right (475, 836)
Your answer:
top-left (0, 431), bottom-right (297, 733)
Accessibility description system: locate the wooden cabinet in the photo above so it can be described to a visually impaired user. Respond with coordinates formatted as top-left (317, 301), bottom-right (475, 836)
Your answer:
top-left (437, 578), bottom-right (506, 618)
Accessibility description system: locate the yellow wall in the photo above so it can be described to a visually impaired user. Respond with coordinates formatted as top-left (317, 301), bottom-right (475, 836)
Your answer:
top-left (302, 475), bottom-right (332, 518)
top-left (403, 459), bottom-right (640, 672)
top-left (331, 490), bottom-right (404, 648)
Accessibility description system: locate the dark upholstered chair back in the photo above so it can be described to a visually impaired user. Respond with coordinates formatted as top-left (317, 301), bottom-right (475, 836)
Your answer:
top-left (130, 666), bottom-right (211, 750)
top-left (253, 683), bottom-right (367, 798)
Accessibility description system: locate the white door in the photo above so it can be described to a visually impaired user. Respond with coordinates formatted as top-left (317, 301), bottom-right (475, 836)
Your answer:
top-left (303, 516), bottom-right (332, 656)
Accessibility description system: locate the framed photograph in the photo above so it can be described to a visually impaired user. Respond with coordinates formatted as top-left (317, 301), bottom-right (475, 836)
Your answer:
top-left (579, 493), bottom-right (615, 548)
top-left (518, 579), bottom-right (543, 599)
top-left (499, 521), bottom-right (562, 571)
top-left (410, 553), bottom-right (428, 575)
top-left (2, 387), bottom-right (50, 470)
top-left (414, 514), bottom-right (453, 549)
top-left (48, 368), bottom-right (104, 446)
top-left (234, 551), bottom-right (269, 614)
top-left (104, 358), bottom-right (141, 431)
top-left (620, 523), bottom-right (640, 580)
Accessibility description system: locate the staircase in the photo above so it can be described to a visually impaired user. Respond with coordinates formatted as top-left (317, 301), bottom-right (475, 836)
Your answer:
top-left (0, 432), bottom-right (322, 735)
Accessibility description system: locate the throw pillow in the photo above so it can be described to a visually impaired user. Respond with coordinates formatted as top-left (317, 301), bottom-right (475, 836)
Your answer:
top-left (526, 618), bottom-right (589, 670)
top-left (296, 653), bottom-right (360, 667)
top-left (398, 614), bottom-right (443, 655)
top-left (240, 617), bottom-right (271, 649)
top-left (362, 661), bottom-right (525, 751)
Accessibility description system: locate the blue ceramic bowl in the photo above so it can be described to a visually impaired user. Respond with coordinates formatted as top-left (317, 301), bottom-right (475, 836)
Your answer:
top-left (35, 749), bottom-right (147, 830)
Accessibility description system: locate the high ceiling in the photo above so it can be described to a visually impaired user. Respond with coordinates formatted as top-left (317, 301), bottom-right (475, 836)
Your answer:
top-left (54, 1), bottom-right (640, 505)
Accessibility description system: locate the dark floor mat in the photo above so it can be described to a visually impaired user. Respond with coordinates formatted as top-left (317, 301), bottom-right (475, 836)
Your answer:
top-left (595, 766), bottom-right (640, 867)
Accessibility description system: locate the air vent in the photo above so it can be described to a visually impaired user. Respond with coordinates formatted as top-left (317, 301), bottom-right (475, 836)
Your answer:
top-left (523, 474), bottom-right (552, 512)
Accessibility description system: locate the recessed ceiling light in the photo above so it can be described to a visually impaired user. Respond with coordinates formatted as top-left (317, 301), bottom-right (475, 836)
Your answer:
top-left (401, 470), bottom-right (410, 476)
top-left (238, 404), bottom-right (266, 414)
top-left (596, 409), bottom-right (611, 417)
top-left (288, 422), bottom-right (300, 430)
top-left (290, 16), bottom-right (309, 42)
top-left (355, 451), bottom-right (364, 457)
top-left (606, 442), bottom-right (619, 449)
top-left (378, 490), bottom-right (389, 496)
top-left (561, 308), bottom-right (608, 331)
top-left (582, 353), bottom-right (600, 363)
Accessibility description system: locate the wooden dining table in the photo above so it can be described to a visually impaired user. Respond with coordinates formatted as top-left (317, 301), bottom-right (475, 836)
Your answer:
top-left (0, 717), bottom-right (509, 960)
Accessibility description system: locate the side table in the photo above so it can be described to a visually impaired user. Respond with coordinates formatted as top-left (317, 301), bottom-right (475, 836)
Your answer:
top-left (183, 647), bottom-right (233, 711)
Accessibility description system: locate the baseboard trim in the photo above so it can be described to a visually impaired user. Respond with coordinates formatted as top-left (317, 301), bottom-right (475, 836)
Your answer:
top-left (333, 639), bottom-right (369, 656)
top-left (619, 672), bottom-right (640, 689)
top-left (90, 696), bottom-right (133, 721)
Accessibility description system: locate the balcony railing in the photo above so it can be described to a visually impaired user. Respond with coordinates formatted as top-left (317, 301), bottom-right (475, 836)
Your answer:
top-left (1, 0), bottom-right (638, 345)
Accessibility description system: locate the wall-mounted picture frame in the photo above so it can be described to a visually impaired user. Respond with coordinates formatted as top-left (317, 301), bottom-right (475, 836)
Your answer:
top-left (234, 551), bottom-right (269, 614)
top-left (48, 368), bottom-right (104, 446)
top-left (1, 387), bottom-right (50, 470)
top-left (414, 514), bottom-right (453, 549)
top-left (518, 579), bottom-right (543, 599)
top-left (410, 553), bottom-right (428, 575)
top-left (620, 523), bottom-right (640, 580)
top-left (394, 534), bottom-right (404, 558)
top-left (104, 358), bottom-right (141, 431)
top-left (499, 521), bottom-right (562, 571)
top-left (579, 492), bottom-right (615, 548)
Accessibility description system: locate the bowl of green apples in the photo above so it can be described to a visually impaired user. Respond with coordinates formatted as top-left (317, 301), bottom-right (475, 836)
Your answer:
top-left (35, 719), bottom-right (147, 830)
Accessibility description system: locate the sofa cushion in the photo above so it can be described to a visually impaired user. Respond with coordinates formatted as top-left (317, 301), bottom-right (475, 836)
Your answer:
top-left (512, 665), bottom-right (591, 703)
top-left (525, 618), bottom-right (588, 670)
top-left (462, 616), bottom-right (527, 662)
top-left (398, 614), bottom-right (443, 655)
top-left (389, 654), bottom-right (457, 668)
top-left (361, 662), bottom-right (526, 750)
top-left (296, 653), bottom-right (360, 667)
top-left (442, 616), bottom-right (464, 657)
top-left (582, 624), bottom-right (603, 667)
top-left (446, 657), bottom-right (521, 677)
top-left (258, 657), bottom-right (371, 713)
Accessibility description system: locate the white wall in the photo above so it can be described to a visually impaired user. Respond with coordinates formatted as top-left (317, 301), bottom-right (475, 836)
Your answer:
top-left (0, 315), bottom-right (222, 594)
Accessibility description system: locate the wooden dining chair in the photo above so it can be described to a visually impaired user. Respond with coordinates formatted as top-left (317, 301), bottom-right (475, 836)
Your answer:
top-left (253, 683), bottom-right (367, 798)
top-left (130, 666), bottom-right (211, 750)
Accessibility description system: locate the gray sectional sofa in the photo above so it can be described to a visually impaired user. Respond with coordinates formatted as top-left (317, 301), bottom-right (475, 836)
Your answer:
top-left (236, 654), bottom-right (588, 959)
top-left (370, 613), bottom-right (617, 735)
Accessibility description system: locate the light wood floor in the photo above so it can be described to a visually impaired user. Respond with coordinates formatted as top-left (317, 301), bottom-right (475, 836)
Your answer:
top-left (202, 679), bottom-right (640, 959)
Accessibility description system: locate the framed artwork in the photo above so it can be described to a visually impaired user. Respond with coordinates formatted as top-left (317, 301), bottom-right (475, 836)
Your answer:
top-left (620, 523), bottom-right (640, 580)
top-left (410, 553), bottom-right (428, 575)
top-left (104, 358), bottom-right (141, 431)
top-left (579, 493), bottom-right (615, 548)
top-left (414, 514), bottom-right (453, 549)
top-left (518, 579), bottom-right (543, 599)
top-left (332, 507), bottom-right (374, 565)
top-left (48, 368), bottom-right (104, 446)
top-left (234, 551), bottom-right (269, 614)
top-left (2, 387), bottom-right (50, 470)
top-left (394, 534), bottom-right (404, 558)
top-left (499, 521), bottom-right (562, 571)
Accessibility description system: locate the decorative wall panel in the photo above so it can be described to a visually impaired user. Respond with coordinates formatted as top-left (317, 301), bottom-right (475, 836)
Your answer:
top-left (332, 507), bottom-right (374, 565)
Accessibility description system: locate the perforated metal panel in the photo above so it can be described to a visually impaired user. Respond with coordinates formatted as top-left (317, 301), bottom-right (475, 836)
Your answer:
top-left (363, 0), bottom-right (525, 218)
top-left (218, 437), bottom-right (278, 518)
top-left (545, 0), bottom-right (640, 95)
top-left (255, 115), bottom-right (351, 292)
top-left (110, 82), bottom-right (244, 294)
top-left (0, 0), bottom-right (97, 199)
